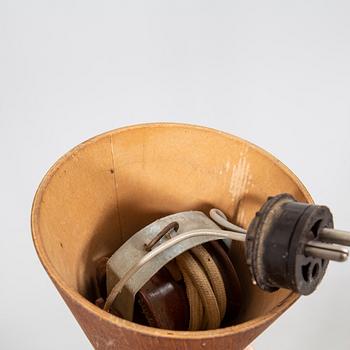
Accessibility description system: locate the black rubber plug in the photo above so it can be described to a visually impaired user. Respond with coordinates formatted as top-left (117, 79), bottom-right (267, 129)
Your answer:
top-left (245, 193), bottom-right (333, 295)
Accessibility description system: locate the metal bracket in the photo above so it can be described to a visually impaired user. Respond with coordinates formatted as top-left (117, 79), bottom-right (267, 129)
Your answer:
top-left (106, 211), bottom-right (237, 321)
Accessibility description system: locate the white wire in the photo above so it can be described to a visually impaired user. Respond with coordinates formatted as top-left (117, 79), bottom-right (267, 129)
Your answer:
top-left (209, 208), bottom-right (247, 233)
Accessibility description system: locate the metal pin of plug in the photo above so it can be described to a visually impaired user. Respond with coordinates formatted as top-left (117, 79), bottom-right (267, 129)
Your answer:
top-left (319, 228), bottom-right (350, 247)
top-left (305, 240), bottom-right (349, 262)
top-left (304, 228), bottom-right (350, 262)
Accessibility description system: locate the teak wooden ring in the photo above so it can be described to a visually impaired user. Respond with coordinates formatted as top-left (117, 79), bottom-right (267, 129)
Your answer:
top-left (31, 123), bottom-right (313, 350)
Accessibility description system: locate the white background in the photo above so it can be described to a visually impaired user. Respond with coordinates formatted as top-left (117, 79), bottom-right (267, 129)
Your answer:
top-left (1, 1), bottom-right (349, 349)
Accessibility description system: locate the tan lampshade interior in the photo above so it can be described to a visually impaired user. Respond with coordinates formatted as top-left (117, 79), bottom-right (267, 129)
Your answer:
top-left (32, 123), bottom-right (312, 350)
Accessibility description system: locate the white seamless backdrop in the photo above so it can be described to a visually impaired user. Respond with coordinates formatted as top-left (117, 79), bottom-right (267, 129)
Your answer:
top-left (1, 1), bottom-right (349, 349)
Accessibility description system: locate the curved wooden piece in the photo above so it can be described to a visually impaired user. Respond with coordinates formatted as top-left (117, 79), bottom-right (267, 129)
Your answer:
top-left (31, 123), bottom-right (312, 349)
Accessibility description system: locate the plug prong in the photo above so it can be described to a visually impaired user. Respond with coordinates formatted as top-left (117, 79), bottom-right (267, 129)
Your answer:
top-left (305, 240), bottom-right (349, 262)
top-left (319, 228), bottom-right (350, 246)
